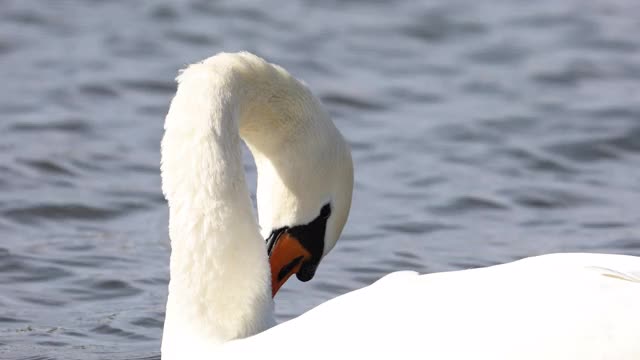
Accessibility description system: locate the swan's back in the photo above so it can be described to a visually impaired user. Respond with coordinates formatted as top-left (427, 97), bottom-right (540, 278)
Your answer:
top-left (225, 253), bottom-right (640, 359)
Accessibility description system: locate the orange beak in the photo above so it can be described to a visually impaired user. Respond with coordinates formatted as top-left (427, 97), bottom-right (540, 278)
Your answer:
top-left (269, 232), bottom-right (312, 297)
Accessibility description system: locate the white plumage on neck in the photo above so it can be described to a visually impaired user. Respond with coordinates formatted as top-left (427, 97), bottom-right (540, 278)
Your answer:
top-left (161, 55), bottom-right (272, 356)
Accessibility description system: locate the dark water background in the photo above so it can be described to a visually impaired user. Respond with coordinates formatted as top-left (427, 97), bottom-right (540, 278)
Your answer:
top-left (1, 0), bottom-right (640, 358)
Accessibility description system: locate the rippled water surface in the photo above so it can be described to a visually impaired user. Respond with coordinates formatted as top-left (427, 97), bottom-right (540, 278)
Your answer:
top-left (2, 0), bottom-right (640, 358)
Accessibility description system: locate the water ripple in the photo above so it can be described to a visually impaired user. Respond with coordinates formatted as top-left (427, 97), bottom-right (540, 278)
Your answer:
top-left (91, 324), bottom-right (150, 340)
top-left (18, 159), bottom-right (75, 176)
top-left (504, 187), bottom-right (601, 210)
top-left (320, 92), bottom-right (386, 111)
top-left (4, 204), bottom-right (121, 224)
top-left (10, 119), bottom-right (91, 134)
top-left (380, 221), bottom-right (458, 235)
top-left (430, 195), bottom-right (509, 215)
top-left (400, 9), bottom-right (487, 42)
top-left (0, 251), bottom-right (72, 284)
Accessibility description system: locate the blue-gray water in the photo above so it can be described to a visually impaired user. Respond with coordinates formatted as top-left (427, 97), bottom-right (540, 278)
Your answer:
top-left (2, 0), bottom-right (640, 359)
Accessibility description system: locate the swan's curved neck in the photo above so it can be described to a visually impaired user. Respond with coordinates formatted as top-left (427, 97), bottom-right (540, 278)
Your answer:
top-left (160, 53), bottom-right (327, 356)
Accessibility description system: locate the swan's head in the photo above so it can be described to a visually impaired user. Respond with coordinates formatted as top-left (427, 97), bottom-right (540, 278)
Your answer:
top-left (241, 82), bottom-right (354, 296)
top-left (256, 127), bottom-right (353, 296)
top-left (263, 143), bottom-right (353, 296)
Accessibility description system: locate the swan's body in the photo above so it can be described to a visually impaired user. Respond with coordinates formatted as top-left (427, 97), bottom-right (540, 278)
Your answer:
top-left (161, 52), bottom-right (640, 359)
top-left (227, 253), bottom-right (640, 359)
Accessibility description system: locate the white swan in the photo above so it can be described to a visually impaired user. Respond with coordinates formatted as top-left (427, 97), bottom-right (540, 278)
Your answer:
top-left (160, 52), bottom-right (640, 359)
